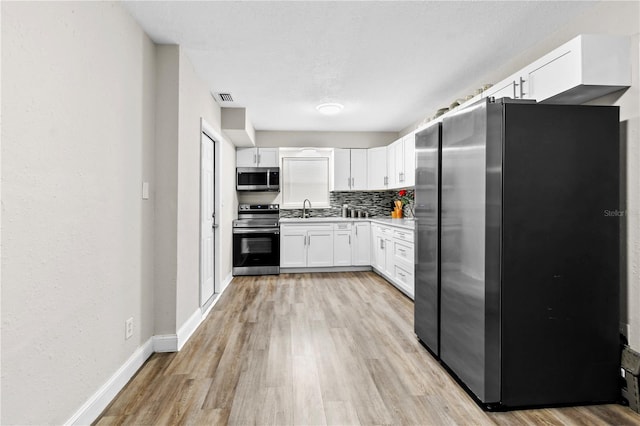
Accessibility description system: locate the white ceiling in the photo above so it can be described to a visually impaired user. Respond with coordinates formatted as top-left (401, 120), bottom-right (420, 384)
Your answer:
top-left (123, 1), bottom-right (597, 132)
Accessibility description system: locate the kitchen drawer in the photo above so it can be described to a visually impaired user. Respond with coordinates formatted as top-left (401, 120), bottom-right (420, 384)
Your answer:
top-left (378, 225), bottom-right (393, 237)
top-left (393, 240), bottom-right (414, 264)
top-left (281, 223), bottom-right (333, 231)
top-left (333, 222), bottom-right (353, 231)
top-left (393, 228), bottom-right (414, 243)
top-left (394, 263), bottom-right (414, 296)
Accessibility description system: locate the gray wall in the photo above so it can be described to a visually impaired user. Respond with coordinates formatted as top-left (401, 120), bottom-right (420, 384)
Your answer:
top-left (1, 3), bottom-right (238, 424)
top-left (2, 2), bottom-right (157, 423)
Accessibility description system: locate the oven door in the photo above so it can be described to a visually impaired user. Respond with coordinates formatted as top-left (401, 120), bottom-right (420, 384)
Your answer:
top-left (232, 228), bottom-right (280, 275)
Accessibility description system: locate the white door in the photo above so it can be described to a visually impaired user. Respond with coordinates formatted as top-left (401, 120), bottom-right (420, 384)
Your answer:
top-left (352, 222), bottom-right (371, 266)
top-left (200, 132), bottom-right (216, 307)
top-left (333, 149), bottom-right (352, 191)
top-left (307, 231), bottom-right (334, 267)
top-left (280, 226), bottom-right (307, 267)
top-left (394, 139), bottom-right (404, 186)
top-left (403, 134), bottom-right (415, 187)
top-left (350, 149), bottom-right (368, 190)
top-left (257, 148), bottom-right (280, 167)
top-left (384, 236), bottom-right (395, 277)
top-left (367, 147), bottom-right (388, 190)
top-left (387, 142), bottom-right (397, 189)
top-left (236, 147), bottom-right (258, 167)
top-left (373, 235), bottom-right (386, 271)
top-left (333, 230), bottom-right (352, 266)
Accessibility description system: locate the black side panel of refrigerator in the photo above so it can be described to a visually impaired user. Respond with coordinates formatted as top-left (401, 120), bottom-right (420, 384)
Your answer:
top-left (500, 103), bottom-right (621, 407)
top-left (414, 123), bottom-right (442, 357)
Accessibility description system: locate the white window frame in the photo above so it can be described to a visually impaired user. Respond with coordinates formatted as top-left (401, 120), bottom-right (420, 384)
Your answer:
top-left (280, 148), bottom-right (333, 210)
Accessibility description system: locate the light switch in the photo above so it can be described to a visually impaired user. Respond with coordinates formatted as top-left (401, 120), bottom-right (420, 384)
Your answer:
top-left (142, 182), bottom-right (150, 200)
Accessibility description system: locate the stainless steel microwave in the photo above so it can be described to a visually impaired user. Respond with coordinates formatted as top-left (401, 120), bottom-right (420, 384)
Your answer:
top-left (236, 167), bottom-right (280, 192)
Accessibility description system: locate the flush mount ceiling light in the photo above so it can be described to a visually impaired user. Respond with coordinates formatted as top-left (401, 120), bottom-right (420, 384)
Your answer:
top-left (316, 102), bottom-right (344, 115)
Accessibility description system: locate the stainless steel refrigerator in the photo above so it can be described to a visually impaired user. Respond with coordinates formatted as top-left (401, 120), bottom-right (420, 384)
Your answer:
top-left (416, 98), bottom-right (621, 409)
top-left (414, 122), bottom-right (442, 357)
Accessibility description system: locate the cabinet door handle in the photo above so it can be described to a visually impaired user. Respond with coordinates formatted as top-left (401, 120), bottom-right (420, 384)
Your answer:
top-left (355, 227), bottom-right (358, 236)
top-left (253, 153), bottom-right (257, 164)
top-left (347, 177), bottom-right (351, 188)
top-left (519, 76), bottom-right (526, 98)
top-left (258, 154), bottom-right (261, 164)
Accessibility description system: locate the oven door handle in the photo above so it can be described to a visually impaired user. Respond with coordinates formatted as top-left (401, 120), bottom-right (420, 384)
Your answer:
top-left (233, 228), bottom-right (280, 234)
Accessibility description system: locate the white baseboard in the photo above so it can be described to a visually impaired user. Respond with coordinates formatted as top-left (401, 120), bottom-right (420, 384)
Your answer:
top-left (220, 272), bottom-right (233, 293)
top-left (153, 334), bottom-right (178, 353)
top-left (67, 273), bottom-right (235, 425)
top-left (177, 308), bottom-right (203, 350)
top-left (66, 338), bottom-right (154, 425)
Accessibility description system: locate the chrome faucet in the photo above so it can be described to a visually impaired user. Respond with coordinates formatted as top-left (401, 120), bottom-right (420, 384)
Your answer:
top-left (302, 199), bottom-right (311, 218)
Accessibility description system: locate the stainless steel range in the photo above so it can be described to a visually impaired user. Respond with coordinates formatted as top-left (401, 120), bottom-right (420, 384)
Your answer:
top-left (232, 204), bottom-right (280, 276)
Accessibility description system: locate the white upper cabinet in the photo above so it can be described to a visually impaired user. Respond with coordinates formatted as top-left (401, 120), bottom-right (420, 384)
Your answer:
top-left (367, 146), bottom-right (388, 190)
top-left (333, 149), bottom-right (368, 191)
top-left (403, 133), bottom-right (415, 187)
top-left (382, 136), bottom-right (415, 189)
top-left (387, 142), bottom-right (397, 188)
top-left (485, 79), bottom-right (521, 100)
top-left (482, 34), bottom-right (630, 105)
top-left (393, 139), bottom-right (404, 187)
top-left (350, 149), bottom-right (368, 190)
top-left (525, 35), bottom-right (630, 104)
top-left (333, 149), bottom-right (352, 191)
top-left (236, 148), bottom-right (279, 167)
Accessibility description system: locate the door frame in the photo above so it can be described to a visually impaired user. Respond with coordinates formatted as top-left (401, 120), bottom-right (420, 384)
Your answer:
top-left (200, 118), bottom-right (222, 310)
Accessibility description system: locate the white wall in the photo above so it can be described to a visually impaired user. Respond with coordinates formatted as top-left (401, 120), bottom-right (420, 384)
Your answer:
top-left (401, 1), bottom-right (640, 351)
top-left (256, 130), bottom-right (397, 148)
top-left (2, 2), bottom-right (156, 424)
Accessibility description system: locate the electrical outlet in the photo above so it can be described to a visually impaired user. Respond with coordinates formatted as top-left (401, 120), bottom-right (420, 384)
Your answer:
top-left (125, 317), bottom-right (133, 340)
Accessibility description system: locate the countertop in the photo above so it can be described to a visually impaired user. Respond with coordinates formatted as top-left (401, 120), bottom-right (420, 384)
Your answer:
top-left (279, 216), bottom-right (415, 230)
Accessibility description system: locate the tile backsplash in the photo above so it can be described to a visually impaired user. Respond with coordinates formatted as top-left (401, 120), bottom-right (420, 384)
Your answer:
top-left (278, 189), bottom-right (415, 219)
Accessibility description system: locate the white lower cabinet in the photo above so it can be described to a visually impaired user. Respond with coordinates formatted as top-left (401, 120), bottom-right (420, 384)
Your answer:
top-left (333, 223), bottom-right (353, 266)
top-left (281, 224), bottom-right (334, 268)
top-left (352, 222), bottom-right (371, 266)
top-left (280, 227), bottom-right (307, 268)
top-left (307, 230), bottom-right (333, 267)
top-left (371, 223), bottom-right (415, 299)
top-left (393, 262), bottom-right (414, 296)
top-left (281, 220), bottom-right (414, 298)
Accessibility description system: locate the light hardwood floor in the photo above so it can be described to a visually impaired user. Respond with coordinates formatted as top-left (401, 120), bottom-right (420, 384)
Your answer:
top-left (96, 272), bottom-right (640, 425)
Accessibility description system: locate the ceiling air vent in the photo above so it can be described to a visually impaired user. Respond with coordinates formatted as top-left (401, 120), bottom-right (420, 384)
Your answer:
top-left (216, 92), bottom-right (234, 103)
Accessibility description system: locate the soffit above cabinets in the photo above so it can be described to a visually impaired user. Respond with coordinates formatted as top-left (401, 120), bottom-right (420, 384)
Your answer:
top-left (221, 107), bottom-right (255, 147)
